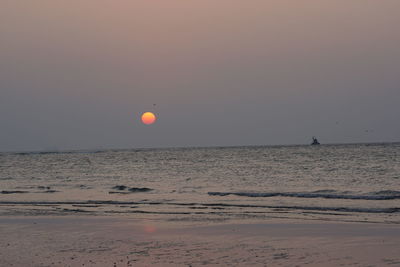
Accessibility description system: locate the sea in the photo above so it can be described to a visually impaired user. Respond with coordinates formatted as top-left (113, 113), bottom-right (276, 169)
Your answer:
top-left (1, 143), bottom-right (399, 224)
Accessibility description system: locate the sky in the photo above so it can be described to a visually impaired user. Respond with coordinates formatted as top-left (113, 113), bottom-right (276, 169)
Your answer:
top-left (1, 1), bottom-right (400, 151)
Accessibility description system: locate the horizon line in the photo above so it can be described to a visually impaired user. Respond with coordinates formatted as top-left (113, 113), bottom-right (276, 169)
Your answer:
top-left (1, 141), bottom-right (399, 154)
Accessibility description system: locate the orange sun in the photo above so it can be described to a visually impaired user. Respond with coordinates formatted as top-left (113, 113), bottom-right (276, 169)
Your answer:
top-left (141, 112), bottom-right (156, 125)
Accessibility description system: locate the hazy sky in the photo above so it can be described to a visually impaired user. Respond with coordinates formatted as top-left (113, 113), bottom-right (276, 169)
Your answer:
top-left (1, 1), bottom-right (400, 151)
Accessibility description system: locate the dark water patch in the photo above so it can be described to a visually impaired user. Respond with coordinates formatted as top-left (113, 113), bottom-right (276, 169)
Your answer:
top-left (78, 185), bottom-right (92, 189)
top-left (72, 204), bottom-right (100, 208)
top-left (208, 190), bottom-right (400, 200)
top-left (37, 186), bottom-right (51, 190)
top-left (311, 189), bottom-right (338, 193)
top-left (1, 190), bottom-right (29, 194)
top-left (129, 187), bottom-right (152, 192)
top-left (373, 190), bottom-right (400, 196)
top-left (32, 204), bottom-right (60, 207)
top-left (122, 210), bottom-right (192, 215)
top-left (112, 185), bottom-right (128, 190)
top-left (109, 186), bottom-right (153, 194)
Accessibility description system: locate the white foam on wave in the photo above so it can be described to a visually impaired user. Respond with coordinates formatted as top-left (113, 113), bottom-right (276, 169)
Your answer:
top-left (208, 190), bottom-right (400, 200)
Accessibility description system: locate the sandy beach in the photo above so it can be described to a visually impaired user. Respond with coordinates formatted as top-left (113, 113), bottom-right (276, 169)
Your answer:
top-left (1, 216), bottom-right (399, 266)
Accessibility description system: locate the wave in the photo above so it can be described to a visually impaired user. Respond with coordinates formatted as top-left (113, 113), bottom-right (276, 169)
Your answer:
top-left (208, 190), bottom-right (400, 200)
top-left (0, 200), bottom-right (399, 214)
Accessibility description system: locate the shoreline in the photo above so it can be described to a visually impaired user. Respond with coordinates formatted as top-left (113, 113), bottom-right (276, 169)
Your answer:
top-left (1, 216), bottom-right (399, 266)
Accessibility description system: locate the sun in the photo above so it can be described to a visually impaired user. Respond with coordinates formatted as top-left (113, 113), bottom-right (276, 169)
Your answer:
top-left (141, 112), bottom-right (156, 125)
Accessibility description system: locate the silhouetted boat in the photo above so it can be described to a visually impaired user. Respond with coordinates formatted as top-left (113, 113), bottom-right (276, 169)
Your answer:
top-left (311, 136), bottom-right (320, 145)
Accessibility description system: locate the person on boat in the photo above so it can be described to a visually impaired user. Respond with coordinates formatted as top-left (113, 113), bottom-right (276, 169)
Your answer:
top-left (311, 136), bottom-right (320, 145)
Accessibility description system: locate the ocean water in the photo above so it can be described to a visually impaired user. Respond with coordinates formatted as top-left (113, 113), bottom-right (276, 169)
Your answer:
top-left (1, 143), bottom-right (399, 224)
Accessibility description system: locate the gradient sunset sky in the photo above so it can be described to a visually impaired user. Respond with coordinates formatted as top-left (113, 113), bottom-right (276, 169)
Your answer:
top-left (1, 1), bottom-right (399, 151)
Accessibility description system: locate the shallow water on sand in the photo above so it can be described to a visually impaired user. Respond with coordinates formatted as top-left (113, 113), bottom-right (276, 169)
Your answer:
top-left (1, 143), bottom-right (399, 223)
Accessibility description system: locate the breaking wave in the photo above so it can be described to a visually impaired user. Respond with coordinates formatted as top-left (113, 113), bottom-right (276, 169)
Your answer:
top-left (1, 200), bottom-right (399, 214)
top-left (208, 190), bottom-right (400, 200)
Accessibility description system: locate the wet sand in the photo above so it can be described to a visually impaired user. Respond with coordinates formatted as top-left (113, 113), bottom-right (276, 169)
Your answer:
top-left (0, 216), bottom-right (399, 266)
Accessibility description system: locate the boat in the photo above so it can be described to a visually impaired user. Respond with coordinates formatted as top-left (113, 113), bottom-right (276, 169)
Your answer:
top-left (311, 136), bottom-right (320, 145)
